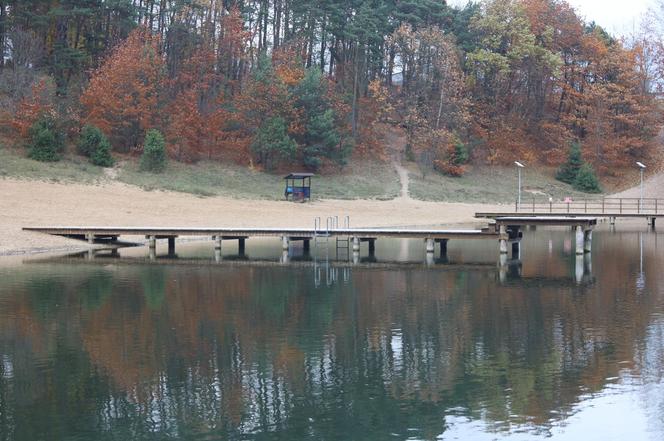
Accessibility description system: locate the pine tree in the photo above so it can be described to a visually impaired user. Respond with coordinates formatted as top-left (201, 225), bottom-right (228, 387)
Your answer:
top-left (251, 117), bottom-right (297, 171)
top-left (140, 129), bottom-right (167, 172)
top-left (574, 163), bottom-right (602, 193)
top-left (556, 142), bottom-right (584, 184)
top-left (27, 116), bottom-right (64, 162)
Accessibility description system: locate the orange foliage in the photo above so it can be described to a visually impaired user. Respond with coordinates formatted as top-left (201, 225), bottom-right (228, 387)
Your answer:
top-left (10, 78), bottom-right (56, 139)
top-left (80, 27), bottom-right (165, 151)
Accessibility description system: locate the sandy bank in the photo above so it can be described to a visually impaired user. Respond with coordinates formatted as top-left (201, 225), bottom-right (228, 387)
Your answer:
top-left (0, 178), bottom-right (505, 256)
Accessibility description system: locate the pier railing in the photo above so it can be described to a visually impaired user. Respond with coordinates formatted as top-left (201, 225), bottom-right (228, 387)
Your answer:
top-left (515, 197), bottom-right (663, 215)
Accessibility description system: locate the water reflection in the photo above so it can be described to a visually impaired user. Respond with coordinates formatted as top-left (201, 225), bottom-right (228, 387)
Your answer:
top-left (0, 228), bottom-right (662, 440)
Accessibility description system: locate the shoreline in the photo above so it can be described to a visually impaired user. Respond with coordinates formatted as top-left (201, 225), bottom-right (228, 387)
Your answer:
top-left (1, 178), bottom-right (504, 257)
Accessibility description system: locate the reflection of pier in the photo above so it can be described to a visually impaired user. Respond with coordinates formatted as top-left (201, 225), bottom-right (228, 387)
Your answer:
top-left (497, 254), bottom-right (594, 286)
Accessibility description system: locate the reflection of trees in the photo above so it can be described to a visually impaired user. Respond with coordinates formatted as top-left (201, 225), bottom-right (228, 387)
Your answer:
top-left (0, 234), bottom-right (662, 439)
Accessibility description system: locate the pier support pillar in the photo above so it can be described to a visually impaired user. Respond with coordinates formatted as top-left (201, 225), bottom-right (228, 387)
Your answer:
top-left (583, 230), bottom-right (593, 253)
top-left (499, 225), bottom-right (508, 254)
top-left (168, 237), bottom-right (176, 255)
top-left (282, 236), bottom-right (290, 251)
top-left (86, 233), bottom-right (95, 244)
top-left (575, 226), bottom-right (584, 255)
top-left (368, 239), bottom-right (376, 256)
top-left (425, 238), bottom-right (435, 253)
top-left (610, 217), bottom-right (616, 225)
top-left (498, 254), bottom-right (508, 284)
top-left (238, 238), bottom-right (246, 255)
top-left (352, 237), bottom-right (361, 252)
top-left (214, 248), bottom-right (222, 263)
top-left (214, 236), bottom-right (222, 250)
top-left (148, 235), bottom-right (156, 250)
top-left (512, 241), bottom-right (521, 260)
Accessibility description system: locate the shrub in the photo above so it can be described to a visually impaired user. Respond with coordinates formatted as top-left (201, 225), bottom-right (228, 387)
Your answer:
top-left (451, 140), bottom-right (469, 165)
top-left (90, 137), bottom-right (114, 167)
top-left (79, 125), bottom-right (114, 167)
top-left (27, 116), bottom-right (64, 162)
top-left (78, 125), bottom-right (104, 157)
top-left (574, 163), bottom-right (602, 193)
top-left (251, 117), bottom-right (297, 171)
top-left (556, 141), bottom-right (583, 184)
top-left (140, 129), bottom-right (167, 172)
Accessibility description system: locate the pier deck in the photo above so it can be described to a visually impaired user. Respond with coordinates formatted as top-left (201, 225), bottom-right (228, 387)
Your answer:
top-left (22, 226), bottom-right (499, 241)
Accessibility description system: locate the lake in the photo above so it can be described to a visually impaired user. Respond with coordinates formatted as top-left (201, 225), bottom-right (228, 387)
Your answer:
top-left (0, 225), bottom-right (662, 440)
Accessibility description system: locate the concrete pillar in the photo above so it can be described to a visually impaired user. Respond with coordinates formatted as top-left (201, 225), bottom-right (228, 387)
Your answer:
top-left (575, 254), bottom-right (584, 284)
top-left (238, 238), bottom-right (246, 255)
top-left (214, 236), bottom-right (222, 250)
top-left (425, 238), bottom-right (435, 254)
top-left (439, 239), bottom-right (448, 258)
top-left (575, 226), bottom-right (584, 255)
top-left (149, 247), bottom-right (156, 260)
top-left (280, 250), bottom-right (290, 264)
top-left (168, 237), bottom-right (176, 255)
top-left (583, 230), bottom-right (593, 253)
top-left (499, 224), bottom-right (508, 255)
top-left (368, 239), bottom-right (376, 256)
top-left (498, 254), bottom-right (508, 284)
top-left (512, 241), bottom-right (521, 260)
top-left (352, 237), bottom-right (360, 252)
top-left (281, 236), bottom-right (290, 251)
top-left (352, 251), bottom-right (360, 265)
top-left (86, 249), bottom-right (95, 260)
top-left (214, 248), bottom-right (222, 263)
top-left (610, 217), bottom-right (616, 225)
top-left (86, 233), bottom-right (95, 244)
top-left (148, 235), bottom-right (156, 250)
top-left (426, 251), bottom-right (435, 266)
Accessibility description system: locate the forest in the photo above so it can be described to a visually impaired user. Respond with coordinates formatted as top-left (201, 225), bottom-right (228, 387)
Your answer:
top-left (0, 0), bottom-right (662, 178)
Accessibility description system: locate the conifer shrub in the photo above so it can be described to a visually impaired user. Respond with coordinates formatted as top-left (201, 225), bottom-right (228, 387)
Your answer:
top-left (27, 116), bottom-right (64, 162)
top-left (556, 141), bottom-right (583, 184)
top-left (140, 129), bottom-right (167, 172)
top-left (574, 163), bottom-right (602, 193)
top-left (78, 125), bottom-right (114, 167)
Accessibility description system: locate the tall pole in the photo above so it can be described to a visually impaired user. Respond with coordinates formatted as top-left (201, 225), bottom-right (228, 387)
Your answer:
top-left (518, 167), bottom-right (522, 211)
top-left (515, 162), bottom-right (524, 212)
top-left (640, 167), bottom-right (644, 213)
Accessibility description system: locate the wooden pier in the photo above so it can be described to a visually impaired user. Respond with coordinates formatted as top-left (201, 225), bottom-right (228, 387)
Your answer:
top-left (23, 215), bottom-right (600, 260)
top-left (22, 225), bottom-right (501, 258)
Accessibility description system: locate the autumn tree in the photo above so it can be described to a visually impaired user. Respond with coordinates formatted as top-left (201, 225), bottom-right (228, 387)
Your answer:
top-left (80, 27), bottom-right (165, 152)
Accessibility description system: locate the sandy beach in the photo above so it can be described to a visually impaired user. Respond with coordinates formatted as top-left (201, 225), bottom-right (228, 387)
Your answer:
top-left (0, 178), bottom-right (505, 256)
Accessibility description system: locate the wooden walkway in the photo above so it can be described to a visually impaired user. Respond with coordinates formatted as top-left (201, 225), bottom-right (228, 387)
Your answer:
top-left (22, 226), bottom-right (499, 241)
top-left (480, 197), bottom-right (664, 226)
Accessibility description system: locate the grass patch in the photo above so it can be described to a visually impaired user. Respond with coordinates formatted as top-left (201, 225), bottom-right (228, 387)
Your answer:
top-left (408, 164), bottom-right (602, 204)
top-left (117, 159), bottom-right (401, 200)
top-left (0, 147), bottom-right (103, 183)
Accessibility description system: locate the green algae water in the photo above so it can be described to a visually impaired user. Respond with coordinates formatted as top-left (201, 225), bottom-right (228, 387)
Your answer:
top-left (0, 226), bottom-right (663, 440)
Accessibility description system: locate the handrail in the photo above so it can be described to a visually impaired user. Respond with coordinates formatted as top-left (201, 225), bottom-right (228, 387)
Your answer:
top-left (514, 197), bottom-right (664, 214)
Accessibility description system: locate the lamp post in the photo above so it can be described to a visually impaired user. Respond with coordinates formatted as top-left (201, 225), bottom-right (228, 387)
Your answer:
top-left (515, 161), bottom-right (525, 211)
top-left (637, 162), bottom-right (646, 213)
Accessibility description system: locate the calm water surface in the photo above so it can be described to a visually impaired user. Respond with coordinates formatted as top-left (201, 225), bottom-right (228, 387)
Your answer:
top-left (0, 226), bottom-right (663, 440)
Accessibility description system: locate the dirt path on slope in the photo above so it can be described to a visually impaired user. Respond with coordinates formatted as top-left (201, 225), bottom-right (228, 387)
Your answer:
top-left (382, 124), bottom-right (412, 201)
